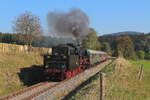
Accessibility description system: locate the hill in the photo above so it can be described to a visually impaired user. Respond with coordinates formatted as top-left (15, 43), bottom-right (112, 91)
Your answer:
top-left (105, 31), bottom-right (143, 36)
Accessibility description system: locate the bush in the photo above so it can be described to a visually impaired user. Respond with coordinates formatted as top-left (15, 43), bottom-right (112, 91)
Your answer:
top-left (101, 42), bottom-right (112, 56)
top-left (145, 52), bottom-right (150, 60)
top-left (136, 50), bottom-right (145, 59)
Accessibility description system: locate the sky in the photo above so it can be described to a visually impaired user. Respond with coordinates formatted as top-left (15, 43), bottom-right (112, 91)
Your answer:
top-left (0, 0), bottom-right (150, 35)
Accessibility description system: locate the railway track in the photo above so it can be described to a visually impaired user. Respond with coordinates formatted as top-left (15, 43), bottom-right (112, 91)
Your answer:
top-left (0, 60), bottom-right (112, 100)
top-left (0, 82), bottom-right (58, 100)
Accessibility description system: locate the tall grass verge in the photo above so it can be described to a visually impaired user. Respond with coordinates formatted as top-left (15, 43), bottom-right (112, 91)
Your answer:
top-left (0, 52), bottom-right (43, 96)
top-left (68, 58), bottom-right (150, 100)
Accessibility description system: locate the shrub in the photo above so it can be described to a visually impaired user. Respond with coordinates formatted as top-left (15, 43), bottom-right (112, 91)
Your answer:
top-left (145, 52), bottom-right (150, 60)
top-left (136, 50), bottom-right (145, 59)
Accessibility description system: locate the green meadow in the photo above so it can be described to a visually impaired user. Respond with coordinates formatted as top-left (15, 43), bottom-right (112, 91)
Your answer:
top-left (130, 60), bottom-right (150, 70)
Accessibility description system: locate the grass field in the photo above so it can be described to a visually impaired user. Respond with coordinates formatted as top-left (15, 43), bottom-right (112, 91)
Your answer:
top-left (0, 52), bottom-right (43, 96)
top-left (130, 60), bottom-right (150, 69)
top-left (0, 53), bottom-right (150, 99)
top-left (68, 58), bottom-right (150, 100)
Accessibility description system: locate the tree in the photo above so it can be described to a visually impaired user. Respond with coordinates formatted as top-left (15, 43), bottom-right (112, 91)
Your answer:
top-left (101, 42), bottom-right (112, 55)
top-left (115, 35), bottom-right (137, 59)
top-left (13, 12), bottom-right (43, 46)
top-left (0, 32), bottom-right (3, 42)
top-left (136, 50), bottom-right (145, 59)
top-left (82, 28), bottom-right (100, 50)
top-left (145, 52), bottom-right (150, 60)
top-left (2, 34), bottom-right (12, 43)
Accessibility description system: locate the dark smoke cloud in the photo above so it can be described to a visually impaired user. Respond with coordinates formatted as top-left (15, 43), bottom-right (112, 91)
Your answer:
top-left (47, 8), bottom-right (89, 39)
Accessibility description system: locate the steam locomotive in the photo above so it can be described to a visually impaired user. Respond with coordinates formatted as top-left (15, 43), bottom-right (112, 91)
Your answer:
top-left (43, 43), bottom-right (107, 81)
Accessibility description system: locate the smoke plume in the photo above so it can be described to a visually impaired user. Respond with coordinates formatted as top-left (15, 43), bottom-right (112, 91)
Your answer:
top-left (47, 8), bottom-right (89, 39)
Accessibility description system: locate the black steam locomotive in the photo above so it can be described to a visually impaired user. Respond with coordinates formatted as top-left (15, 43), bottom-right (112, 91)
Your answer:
top-left (43, 43), bottom-right (107, 81)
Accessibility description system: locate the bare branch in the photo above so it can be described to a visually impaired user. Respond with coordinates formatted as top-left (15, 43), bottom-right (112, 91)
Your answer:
top-left (13, 11), bottom-right (43, 45)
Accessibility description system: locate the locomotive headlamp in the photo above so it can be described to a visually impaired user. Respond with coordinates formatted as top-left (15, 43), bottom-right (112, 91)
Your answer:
top-left (61, 65), bottom-right (66, 69)
top-left (47, 56), bottom-right (51, 58)
top-left (63, 56), bottom-right (67, 59)
top-left (45, 65), bottom-right (49, 68)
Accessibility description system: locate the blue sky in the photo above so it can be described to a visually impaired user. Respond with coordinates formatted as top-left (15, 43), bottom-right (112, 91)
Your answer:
top-left (0, 0), bottom-right (150, 35)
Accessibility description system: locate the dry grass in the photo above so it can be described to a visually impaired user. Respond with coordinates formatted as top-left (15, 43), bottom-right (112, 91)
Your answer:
top-left (105, 58), bottom-right (150, 100)
top-left (0, 43), bottom-right (51, 54)
top-left (68, 58), bottom-right (150, 100)
top-left (0, 52), bottom-right (43, 96)
top-left (68, 76), bottom-right (100, 100)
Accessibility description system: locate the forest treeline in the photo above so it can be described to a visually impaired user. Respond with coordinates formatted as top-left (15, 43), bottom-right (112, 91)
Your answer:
top-left (0, 32), bottom-right (76, 47)
top-left (0, 31), bottom-right (150, 60)
top-left (98, 33), bottom-right (150, 60)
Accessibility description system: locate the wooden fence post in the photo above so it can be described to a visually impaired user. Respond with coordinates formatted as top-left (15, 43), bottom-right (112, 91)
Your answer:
top-left (100, 72), bottom-right (105, 100)
top-left (138, 64), bottom-right (144, 80)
